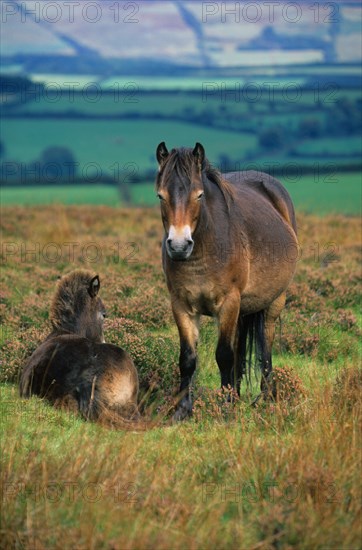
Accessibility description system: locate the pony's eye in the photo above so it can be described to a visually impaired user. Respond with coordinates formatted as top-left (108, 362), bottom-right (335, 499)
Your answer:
top-left (197, 191), bottom-right (204, 201)
top-left (157, 193), bottom-right (165, 201)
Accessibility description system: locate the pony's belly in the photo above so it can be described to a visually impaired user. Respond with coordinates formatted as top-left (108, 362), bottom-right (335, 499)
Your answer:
top-left (171, 273), bottom-right (226, 316)
top-left (239, 293), bottom-right (278, 314)
top-left (240, 260), bottom-right (296, 313)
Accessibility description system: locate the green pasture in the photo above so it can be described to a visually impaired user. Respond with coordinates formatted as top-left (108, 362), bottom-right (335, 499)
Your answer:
top-left (1, 119), bottom-right (258, 171)
top-left (2, 116), bottom-right (360, 182)
top-left (6, 86), bottom-right (360, 119)
top-left (1, 83), bottom-right (360, 215)
top-left (295, 135), bottom-right (362, 156)
top-left (2, 86), bottom-right (360, 191)
top-left (1, 173), bottom-right (361, 215)
top-left (0, 183), bottom-right (153, 207)
top-left (285, 171), bottom-right (361, 215)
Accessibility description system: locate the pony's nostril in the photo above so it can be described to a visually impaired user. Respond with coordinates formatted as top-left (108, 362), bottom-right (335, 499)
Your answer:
top-left (167, 238), bottom-right (175, 250)
top-left (183, 240), bottom-right (193, 251)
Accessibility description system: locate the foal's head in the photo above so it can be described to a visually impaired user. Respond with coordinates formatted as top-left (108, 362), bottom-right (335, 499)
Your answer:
top-left (50, 270), bottom-right (106, 342)
top-left (156, 142), bottom-right (206, 261)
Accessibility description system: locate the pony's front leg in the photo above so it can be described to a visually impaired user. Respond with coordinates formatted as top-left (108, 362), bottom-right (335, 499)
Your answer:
top-left (172, 299), bottom-right (199, 421)
top-left (216, 292), bottom-right (240, 396)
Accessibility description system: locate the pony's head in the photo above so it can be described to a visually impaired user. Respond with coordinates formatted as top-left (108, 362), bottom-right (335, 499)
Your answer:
top-left (156, 142), bottom-right (206, 261)
top-left (50, 270), bottom-right (106, 342)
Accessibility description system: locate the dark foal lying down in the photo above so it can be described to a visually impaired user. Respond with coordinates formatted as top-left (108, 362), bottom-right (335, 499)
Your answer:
top-left (19, 270), bottom-right (139, 421)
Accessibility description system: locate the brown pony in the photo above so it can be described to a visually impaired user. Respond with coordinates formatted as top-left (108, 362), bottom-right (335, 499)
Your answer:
top-left (156, 142), bottom-right (298, 420)
top-left (19, 270), bottom-right (139, 421)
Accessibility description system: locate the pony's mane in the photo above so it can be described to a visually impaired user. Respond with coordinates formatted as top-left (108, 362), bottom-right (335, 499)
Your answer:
top-left (50, 269), bottom-right (96, 333)
top-left (158, 147), bottom-right (235, 207)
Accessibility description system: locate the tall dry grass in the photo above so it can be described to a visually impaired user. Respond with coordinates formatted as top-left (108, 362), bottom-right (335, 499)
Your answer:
top-left (0, 205), bottom-right (361, 548)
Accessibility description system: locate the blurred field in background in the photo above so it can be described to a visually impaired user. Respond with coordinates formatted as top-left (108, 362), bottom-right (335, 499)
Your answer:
top-left (1, 172), bottom-right (361, 216)
top-left (1, 79), bottom-right (361, 215)
top-left (2, 79), bottom-right (361, 206)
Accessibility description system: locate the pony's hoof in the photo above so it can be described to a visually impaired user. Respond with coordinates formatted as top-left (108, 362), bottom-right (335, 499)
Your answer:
top-left (251, 386), bottom-right (276, 407)
top-left (251, 392), bottom-right (264, 407)
top-left (172, 400), bottom-right (192, 422)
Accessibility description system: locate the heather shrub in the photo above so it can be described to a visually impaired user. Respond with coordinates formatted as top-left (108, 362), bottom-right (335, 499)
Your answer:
top-left (285, 281), bottom-right (323, 314)
top-left (336, 309), bottom-right (358, 331)
top-left (270, 365), bottom-right (306, 404)
top-left (309, 276), bottom-right (335, 297)
top-left (110, 279), bottom-right (172, 329)
top-left (105, 317), bottom-right (178, 398)
top-left (278, 310), bottom-right (352, 362)
top-left (333, 274), bottom-right (361, 308)
top-left (0, 326), bottom-right (47, 383)
top-left (193, 386), bottom-right (240, 423)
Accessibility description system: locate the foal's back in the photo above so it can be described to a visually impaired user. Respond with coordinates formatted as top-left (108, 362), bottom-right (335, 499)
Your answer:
top-left (20, 334), bottom-right (138, 419)
top-left (19, 270), bottom-right (139, 420)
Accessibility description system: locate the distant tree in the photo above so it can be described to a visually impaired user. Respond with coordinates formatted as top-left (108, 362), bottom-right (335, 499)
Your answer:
top-left (259, 127), bottom-right (284, 150)
top-left (118, 181), bottom-right (131, 205)
top-left (182, 106), bottom-right (196, 120)
top-left (0, 75), bottom-right (32, 95)
top-left (326, 98), bottom-right (362, 136)
top-left (0, 75), bottom-right (44, 108)
top-left (218, 153), bottom-right (231, 172)
top-left (267, 99), bottom-right (276, 113)
top-left (299, 117), bottom-right (321, 139)
top-left (40, 147), bottom-right (77, 183)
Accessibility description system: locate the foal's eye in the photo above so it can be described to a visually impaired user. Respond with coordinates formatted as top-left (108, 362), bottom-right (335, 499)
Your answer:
top-left (197, 191), bottom-right (204, 201)
top-left (157, 193), bottom-right (165, 201)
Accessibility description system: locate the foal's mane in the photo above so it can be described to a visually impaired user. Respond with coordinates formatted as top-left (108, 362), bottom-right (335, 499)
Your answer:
top-left (50, 270), bottom-right (96, 333)
top-left (159, 147), bottom-right (235, 208)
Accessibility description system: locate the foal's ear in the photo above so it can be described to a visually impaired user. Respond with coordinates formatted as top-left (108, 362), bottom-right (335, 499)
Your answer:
top-left (192, 142), bottom-right (205, 170)
top-left (156, 142), bottom-right (169, 165)
top-left (88, 275), bottom-right (100, 298)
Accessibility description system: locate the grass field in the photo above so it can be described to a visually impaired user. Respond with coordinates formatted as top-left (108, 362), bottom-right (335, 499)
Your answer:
top-left (2, 119), bottom-right (258, 172)
top-left (10, 87), bottom-right (361, 116)
top-left (0, 183), bottom-right (153, 207)
top-left (295, 136), bottom-right (362, 156)
top-left (0, 202), bottom-right (361, 548)
top-left (1, 172), bottom-right (361, 215)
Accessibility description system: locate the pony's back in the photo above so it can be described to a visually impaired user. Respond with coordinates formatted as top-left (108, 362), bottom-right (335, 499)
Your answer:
top-left (224, 170), bottom-right (297, 235)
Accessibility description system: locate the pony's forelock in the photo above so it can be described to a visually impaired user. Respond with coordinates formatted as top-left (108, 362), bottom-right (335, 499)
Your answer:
top-left (157, 147), bottom-right (235, 207)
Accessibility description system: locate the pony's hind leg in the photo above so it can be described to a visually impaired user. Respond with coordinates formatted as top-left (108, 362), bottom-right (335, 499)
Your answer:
top-left (262, 292), bottom-right (286, 395)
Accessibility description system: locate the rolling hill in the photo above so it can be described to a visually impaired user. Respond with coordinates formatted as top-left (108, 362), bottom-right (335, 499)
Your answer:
top-left (1, 0), bottom-right (361, 76)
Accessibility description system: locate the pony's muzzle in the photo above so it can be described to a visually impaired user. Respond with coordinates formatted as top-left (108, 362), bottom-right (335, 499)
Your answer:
top-left (166, 225), bottom-right (194, 260)
top-left (166, 237), bottom-right (194, 260)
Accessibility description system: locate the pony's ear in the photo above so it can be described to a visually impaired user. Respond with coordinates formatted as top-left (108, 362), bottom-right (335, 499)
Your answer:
top-left (156, 142), bottom-right (169, 165)
top-left (88, 275), bottom-right (100, 298)
top-left (192, 142), bottom-right (205, 169)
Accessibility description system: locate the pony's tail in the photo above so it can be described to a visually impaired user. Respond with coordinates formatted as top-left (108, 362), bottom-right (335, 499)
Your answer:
top-left (237, 310), bottom-right (269, 388)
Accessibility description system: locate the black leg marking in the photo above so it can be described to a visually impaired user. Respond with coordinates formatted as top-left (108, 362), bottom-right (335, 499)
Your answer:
top-left (173, 342), bottom-right (197, 422)
top-left (216, 340), bottom-right (235, 391)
